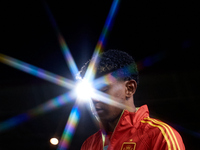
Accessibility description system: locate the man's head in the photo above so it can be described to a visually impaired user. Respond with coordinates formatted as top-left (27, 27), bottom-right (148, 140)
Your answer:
top-left (79, 49), bottom-right (139, 122)
top-left (79, 49), bottom-right (139, 83)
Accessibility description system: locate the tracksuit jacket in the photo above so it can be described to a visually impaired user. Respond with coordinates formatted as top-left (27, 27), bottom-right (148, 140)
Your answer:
top-left (81, 105), bottom-right (185, 150)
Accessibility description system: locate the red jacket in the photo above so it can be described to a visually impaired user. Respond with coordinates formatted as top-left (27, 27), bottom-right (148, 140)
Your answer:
top-left (81, 105), bottom-right (185, 150)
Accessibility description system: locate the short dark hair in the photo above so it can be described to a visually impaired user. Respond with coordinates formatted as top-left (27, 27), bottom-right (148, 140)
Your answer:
top-left (79, 49), bottom-right (139, 84)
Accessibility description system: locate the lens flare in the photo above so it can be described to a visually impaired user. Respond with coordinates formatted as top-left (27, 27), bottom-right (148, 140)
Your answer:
top-left (92, 89), bottom-right (132, 112)
top-left (57, 1), bottom-right (121, 148)
top-left (44, 2), bottom-right (78, 78)
top-left (84, 0), bottom-right (120, 81)
top-left (0, 113), bottom-right (30, 132)
top-left (0, 0), bottom-right (122, 149)
top-left (28, 92), bottom-right (75, 117)
top-left (75, 78), bottom-right (94, 103)
top-left (0, 92), bottom-right (75, 132)
top-left (137, 51), bottom-right (166, 71)
top-left (92, 64), bottom-right (139, 90)
top-left (0, 53), bottom-right (74, 89)
top-left (58, 105), bottom-right (80, 150)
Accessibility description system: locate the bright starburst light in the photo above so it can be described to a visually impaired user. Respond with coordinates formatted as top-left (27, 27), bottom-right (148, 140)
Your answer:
top-left (0, 0), bottom-right (121, 150)
top-left (58, 0), bottom-right (121, 149)
top-left (75, 78), bottom-right (94, 102)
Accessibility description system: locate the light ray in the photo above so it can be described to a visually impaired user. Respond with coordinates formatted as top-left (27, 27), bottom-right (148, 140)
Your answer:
top-left (137, 51), bottom-right (166, 71)
top-left (57, 1), bottom-right (121, 149)
top-left (76, 69), bottom-right (134, 110)
top-left (1, 1), bottom-right (122, 148)
top-left (92, 89), bottom-right (132, 111)
top-left (0, 113), bottom-right (30, 133)
top-left (28, 91), bottom-right (76, 117)
top-left (0, 92), bottom-right (75, 132)
top-left (75, 78), bottom-right (94, 102)
top-left (84, 0), bottom-right (120, 81)
top-left (92, 63), bottom-right (138, 90)
top-left (172, 124), bottom-right (200, 138)
top-left (58, 104), bottom-right (80, 150)
top-left (44, 2), bottom-right (79, 78)
top-left (0, 53), bottom-right (74, 89)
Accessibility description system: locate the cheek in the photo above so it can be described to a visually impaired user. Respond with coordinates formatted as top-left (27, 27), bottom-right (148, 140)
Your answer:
top-left (110, 85), bottom-right (125, 100)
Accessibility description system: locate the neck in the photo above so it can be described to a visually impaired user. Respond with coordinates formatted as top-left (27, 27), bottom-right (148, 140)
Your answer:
top-left (101, 110), bottom-right (123, 133)
top-left (126, 98), bottom-right (136, 112)
top-left (101, 100), bottom-right (136, 133)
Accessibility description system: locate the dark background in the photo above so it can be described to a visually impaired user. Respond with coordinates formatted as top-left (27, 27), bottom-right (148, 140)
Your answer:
top-left (0, 0), bottom-right (199, 149)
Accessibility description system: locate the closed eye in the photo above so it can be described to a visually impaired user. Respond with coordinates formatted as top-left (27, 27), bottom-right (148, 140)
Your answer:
top-left (100, 86), bottom-right (109, 93)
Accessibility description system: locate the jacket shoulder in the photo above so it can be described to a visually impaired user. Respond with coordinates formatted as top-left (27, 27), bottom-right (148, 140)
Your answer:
top-left (140, 117), bottom-right (185, 150)
top-left (81, 131), bottom-right (102, 150)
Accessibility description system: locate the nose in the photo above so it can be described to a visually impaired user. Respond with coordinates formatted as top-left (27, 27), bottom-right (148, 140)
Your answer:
top-left (91, 98), bottom-right (101, 104)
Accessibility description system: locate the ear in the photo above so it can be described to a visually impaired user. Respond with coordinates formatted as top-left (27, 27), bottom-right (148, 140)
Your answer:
top-left (125, 80), bottom-right (137, 98)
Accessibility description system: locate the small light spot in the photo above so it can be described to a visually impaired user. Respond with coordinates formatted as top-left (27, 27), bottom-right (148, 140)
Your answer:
top-left (50, 138), bottom-right (59, 145)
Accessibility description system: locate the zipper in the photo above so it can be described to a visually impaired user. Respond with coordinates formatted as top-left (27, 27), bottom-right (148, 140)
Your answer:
top-left (102, 132), bottom-right (106, 148)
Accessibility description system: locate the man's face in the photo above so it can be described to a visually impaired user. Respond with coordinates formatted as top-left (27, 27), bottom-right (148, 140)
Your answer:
top-left (92, 75), bottom-right (126, 122)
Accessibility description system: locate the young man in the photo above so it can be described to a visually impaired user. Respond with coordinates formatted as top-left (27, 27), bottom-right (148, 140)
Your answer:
top-left (80, 50), bottom-right (185, 150)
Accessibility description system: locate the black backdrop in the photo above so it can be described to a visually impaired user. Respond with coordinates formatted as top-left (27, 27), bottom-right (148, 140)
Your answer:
top-left (0, 0), bottom-right (199, 149)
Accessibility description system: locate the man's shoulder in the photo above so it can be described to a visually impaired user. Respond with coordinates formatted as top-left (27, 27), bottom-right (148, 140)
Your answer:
top-left (141, 117), bottom-right (173, 129)
top-left (140, 117), bottom-right (185, 149)
top-left (140, 117), bottom-right (177, 134)
top-left (81, 130), bottom-right (102, 150)
top-left (84, 130), bottom-right (101, 142)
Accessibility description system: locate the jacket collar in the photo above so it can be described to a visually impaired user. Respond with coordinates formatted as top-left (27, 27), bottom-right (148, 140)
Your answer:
top-left (120, 104), bottom-right (149, 129)
top-left (100, 105), bottom-right (149, 148)
top-left (100, 105), bottom-right (149, 140)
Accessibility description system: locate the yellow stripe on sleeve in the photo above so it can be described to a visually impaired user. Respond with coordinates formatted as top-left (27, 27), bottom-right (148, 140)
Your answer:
top-left (141, 120), bottom-right (171, 150)
top-left (147, 118), bottom-right (181, 150)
